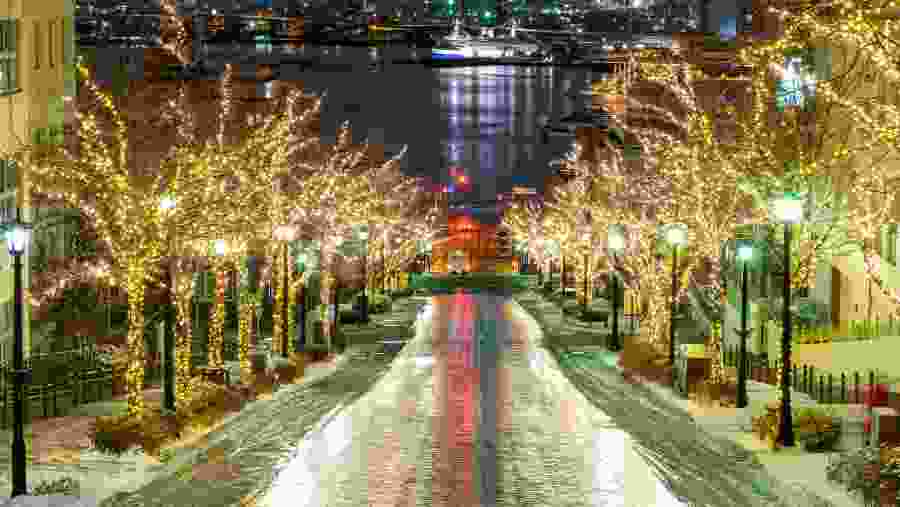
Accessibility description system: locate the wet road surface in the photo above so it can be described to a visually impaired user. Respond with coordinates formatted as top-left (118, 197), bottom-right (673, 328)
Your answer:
top-left (258, 292), bottom-right (690, 506)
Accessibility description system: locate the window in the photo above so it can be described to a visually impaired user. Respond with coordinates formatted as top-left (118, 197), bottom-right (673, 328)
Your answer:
top-left (32, 20), bottom-right (39, 69)
top-left (0, 160), bottom-right (16, 193)
top-left (0, 18), bottom-right (17, 93)
top-left (48, 20), bottom-right (54, 68)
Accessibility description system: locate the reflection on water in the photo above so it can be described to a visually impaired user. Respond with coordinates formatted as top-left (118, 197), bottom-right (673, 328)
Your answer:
top-left (87, 42), bottom-right (600, 204)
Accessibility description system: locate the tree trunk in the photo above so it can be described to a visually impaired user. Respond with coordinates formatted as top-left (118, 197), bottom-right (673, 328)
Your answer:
top-left (208, 264), bottom-right (226, 369)
top-left (126, 262), bottom-right (147, 418)
top-left (173, 270), bottom-right (194, 413)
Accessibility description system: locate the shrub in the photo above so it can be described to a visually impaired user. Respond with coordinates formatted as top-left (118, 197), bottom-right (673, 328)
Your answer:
top-left (139, 410), bottom-right (183, 457)
top-left (618, 337), bottom-right (672, 387)
top-left (795, 325), bottom-right (836, 345)
top-left (32, 477), bottom-right (80, 496)
top-left (180, 377), bottom-right (228, 417)
top-left (751, 403), bottom-right (782, 450)
top-left (391, 288), bottom-right (413, 298)
top-left (561, 300), bottom-right (582, 315)
top-left (90, 414), bottom-right (143, 456)
top-left (796, 408), bottom-right (841, 453)
top-left (695, 379), bottom-right (738, 407)
top-left (580, 309), bottom-right (608, 322)
top-left (368, 293), bottom-right (392, 313)
top-left (251, 370), bottom-right (276, 397)
top-left (751, 405), bottom-right (842, 452)
top-left (826, 446), bottom-right (880, 502)
top-left (340, 309), bottom-right (362, 324)
top-left (271, 356), bottom-right (298, 383)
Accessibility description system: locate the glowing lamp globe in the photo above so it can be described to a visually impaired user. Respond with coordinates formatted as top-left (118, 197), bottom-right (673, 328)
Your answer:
top-left (607, 229), bottom-right (625, 251)
top-left (214, 239), bottom-right (227, 257)
top-left (666, 225), bottom-right (687, 246)
top-left (772, 192), bottom-right (805, 223)
top-left (5, 225), bottom-right (30, 256)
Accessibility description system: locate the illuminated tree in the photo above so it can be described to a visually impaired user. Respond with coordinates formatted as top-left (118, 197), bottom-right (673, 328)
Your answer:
top-left (503, 199), bottom-right (552, 277)
top-left (749, 2), bottom-right (900, 317)
top-left (729, 8), bottom-right (900, 293)
top-left (8, 60), bottom-right (317, 417)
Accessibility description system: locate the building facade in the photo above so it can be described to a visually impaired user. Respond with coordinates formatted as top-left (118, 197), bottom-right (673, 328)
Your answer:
top-left (0, 0), bottom-right (76, 357)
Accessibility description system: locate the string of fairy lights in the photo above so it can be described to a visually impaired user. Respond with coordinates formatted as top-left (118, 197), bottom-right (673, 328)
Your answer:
top-left (503, 2), bottom-right (900, 400)
top-left (3, 56), bottom-right (437, 419)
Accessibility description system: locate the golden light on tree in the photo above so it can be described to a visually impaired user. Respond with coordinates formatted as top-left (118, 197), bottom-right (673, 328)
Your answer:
top-left (6, 57), bottom-right (324, 417)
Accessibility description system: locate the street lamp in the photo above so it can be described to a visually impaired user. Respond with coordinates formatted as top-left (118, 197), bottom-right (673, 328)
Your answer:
top-left (736, 243), bottom-right (753, 409)
top-left (296, 251), bottom-right (308, 353)
top-left (359, 228), bottom-right (370, 323)
top-left (666, 224), bottom-right (687, 365)
top-left (608, 226), bottom-right (625, 351)
top-left (5, 210), bottom-right (30, 498)
top-left (581, 229), bottom-right (591, 316)
top-left (772, 191), bottom-right (805, 447)
top-left (213, 239), bottom-right (227, 257)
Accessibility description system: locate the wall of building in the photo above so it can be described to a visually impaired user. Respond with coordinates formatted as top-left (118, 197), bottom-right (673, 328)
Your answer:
top-left (0, 0), bottom-right (72, 357)
top-left (806, 11), bottom-right (900, 328)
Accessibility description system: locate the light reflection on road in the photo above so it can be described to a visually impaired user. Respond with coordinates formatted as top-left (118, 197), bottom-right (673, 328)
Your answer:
top-left (264, 402), bottom-right (351, 507)
top-left (259, 294), bottom-right (690, 507)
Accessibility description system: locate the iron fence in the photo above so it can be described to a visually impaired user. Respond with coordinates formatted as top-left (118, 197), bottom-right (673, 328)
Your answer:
top-left (723, 344), bottom-right (880, 405)
top-left (0, 343), bottom-right (112, 427)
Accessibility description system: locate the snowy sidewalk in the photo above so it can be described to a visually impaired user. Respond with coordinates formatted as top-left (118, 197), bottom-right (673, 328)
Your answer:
top-left (516, 290), bottom-right (842, 507)
top-left (258, 301), bottom-right (437, 507)
top-left (502, 300), bottom-right (688, 507)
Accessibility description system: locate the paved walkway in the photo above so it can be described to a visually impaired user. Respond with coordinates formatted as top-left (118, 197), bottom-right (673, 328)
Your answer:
top-left (257, 292), bottom-right (693, 506)
top-left (515, 290), bottom-right (854, 507)
top-left (0, 298), bottom-right (425, 506)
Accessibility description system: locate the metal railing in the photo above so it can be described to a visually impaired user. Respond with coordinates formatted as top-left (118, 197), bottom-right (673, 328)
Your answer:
top-left (0, 343), bottom-right (112, 426)
top-left (723, 343), bottom-right (884, 405)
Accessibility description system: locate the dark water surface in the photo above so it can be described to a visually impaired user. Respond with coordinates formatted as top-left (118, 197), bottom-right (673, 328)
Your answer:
top-left (92, 42), bottom-right (601, 205)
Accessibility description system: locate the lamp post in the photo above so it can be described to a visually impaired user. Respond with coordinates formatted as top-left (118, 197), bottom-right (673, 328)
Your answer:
top-left (6, 209), bottom-right (31, 498)
top-left (666, 224), bottom-right (687, 365)
top-left (581, 232), bottom-right (591, 316)
top-left (296, 252), bottom-right (308, 353)
top-left (281, 241), bottom-right (289, 358)
top-left (359, 228), bottom-right (370, 323)
top-left (608, 226), bottom-right (625, 351)
top-left (736, 244), bottom-right (753, 409)
top-left (773, 192), bottom-right (805, 447)
top-left (383, 233), bottom-right (388, 291)
top-left (561, 251), bottom-right (566, 295)
top-left (158, 196), bottom-right (177, 413)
